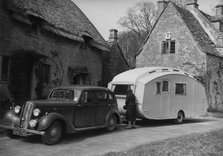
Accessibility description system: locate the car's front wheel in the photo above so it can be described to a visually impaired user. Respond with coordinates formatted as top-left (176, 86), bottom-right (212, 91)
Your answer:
top-left (42, 121), bottom-right (62, 145)
top-left (106, 114), bottom-right (117, 132)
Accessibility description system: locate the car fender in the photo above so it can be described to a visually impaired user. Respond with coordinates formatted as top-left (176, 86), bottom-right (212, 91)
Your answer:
top-left (105, 109), bottom-right (121, 125)
top-left (2, 109), bottom-right (20, 127)
top-left (37, 113), bottom-right (75, 133)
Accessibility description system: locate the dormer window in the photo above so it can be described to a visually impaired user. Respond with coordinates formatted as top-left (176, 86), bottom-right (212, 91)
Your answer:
top-left (80, 42), bottom-right (87, 50)
top-left (26, 23), bottom-right (38, 37)
top-left (161, 40), bottom-right (176, 54)
top-left (26, 16), bottom-right (39, 37)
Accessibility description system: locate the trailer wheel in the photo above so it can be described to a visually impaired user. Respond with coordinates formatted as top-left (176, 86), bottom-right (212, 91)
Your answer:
top-left (174, 111), bottom-right (184, 124)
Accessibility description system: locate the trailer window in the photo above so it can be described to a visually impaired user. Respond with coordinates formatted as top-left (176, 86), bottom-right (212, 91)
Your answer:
top-left (175, 83), bottom-right (186, 95)
top-left (156, 82), bottom-right (161, 94)
top-left (114, 85), bottom-right (130, 95)
top-left (162, 81), bottom-right (169, 92)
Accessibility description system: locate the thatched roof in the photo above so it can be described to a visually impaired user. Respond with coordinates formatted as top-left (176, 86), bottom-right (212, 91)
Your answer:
top-left (5, 0), bottom-right (110, 51)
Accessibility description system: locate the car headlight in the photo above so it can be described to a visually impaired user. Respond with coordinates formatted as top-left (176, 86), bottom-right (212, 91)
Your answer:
top-left (14, 105), bottom-right (21, 114)
top-left (33, 108), bottom-right (41, 117)
top-left (29, 119), bottom-right (37, 128)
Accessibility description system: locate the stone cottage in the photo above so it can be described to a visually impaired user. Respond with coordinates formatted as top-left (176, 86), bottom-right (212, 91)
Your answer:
top-left (102, 29), bottom-right (130, 87)
top-left (0, 0), bottom-right (110, 105)
top-left (136, 0), bottom-right (223, 112)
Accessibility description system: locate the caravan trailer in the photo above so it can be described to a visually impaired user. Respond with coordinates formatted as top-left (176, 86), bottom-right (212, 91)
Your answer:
top-left (108, 67), bottom-right (208, 123)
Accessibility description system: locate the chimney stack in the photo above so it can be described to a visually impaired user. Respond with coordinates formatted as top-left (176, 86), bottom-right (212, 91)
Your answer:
top-left (215, 0), bottom-right (223, 16)
top-left (108, 29), bottom-right (118, 43)
top-left (186, 0), bottom-right (199, 10)
top-left (157, 0), bottom-right (168, 15)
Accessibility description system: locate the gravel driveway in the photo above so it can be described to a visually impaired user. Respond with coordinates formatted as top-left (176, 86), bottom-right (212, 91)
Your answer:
top-left (0, 117), bottom-right (223, 156)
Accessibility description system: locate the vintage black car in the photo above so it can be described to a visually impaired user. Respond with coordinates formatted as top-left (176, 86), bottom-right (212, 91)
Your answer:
top-left (0, 86), bottom-right (121, 145)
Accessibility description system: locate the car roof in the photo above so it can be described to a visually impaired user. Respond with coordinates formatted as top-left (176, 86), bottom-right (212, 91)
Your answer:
top-left (52, 85), bottom-right (109, 91)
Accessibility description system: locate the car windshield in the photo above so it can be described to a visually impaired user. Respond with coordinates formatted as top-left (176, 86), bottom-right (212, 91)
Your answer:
top-left (49, 89), bottom-right (81, 101)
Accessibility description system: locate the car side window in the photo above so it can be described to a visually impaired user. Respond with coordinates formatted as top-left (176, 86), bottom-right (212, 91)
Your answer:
top-left (80, 91), bottom-right (94, 104)
top-left (96, 91), bottom-right (107, 103)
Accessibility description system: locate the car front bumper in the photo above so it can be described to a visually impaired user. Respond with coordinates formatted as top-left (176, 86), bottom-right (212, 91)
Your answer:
top-left (0, 123), bottom-right (45, 136)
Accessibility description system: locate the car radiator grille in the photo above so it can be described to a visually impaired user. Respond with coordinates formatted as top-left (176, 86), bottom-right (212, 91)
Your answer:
top-left (20, 102), bottom-right (34, 128)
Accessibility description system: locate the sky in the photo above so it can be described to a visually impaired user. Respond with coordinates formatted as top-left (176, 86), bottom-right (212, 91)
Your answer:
top-left (72, 0), bottom-right (220, 40)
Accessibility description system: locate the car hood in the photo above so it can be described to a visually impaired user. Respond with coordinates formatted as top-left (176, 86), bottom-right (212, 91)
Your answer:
top-left (27, 99), bottom-right (77, 107)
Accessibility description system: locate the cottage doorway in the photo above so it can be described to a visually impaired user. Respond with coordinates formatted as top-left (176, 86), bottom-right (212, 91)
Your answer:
top-left (9, 51), bottom-right (43, 105)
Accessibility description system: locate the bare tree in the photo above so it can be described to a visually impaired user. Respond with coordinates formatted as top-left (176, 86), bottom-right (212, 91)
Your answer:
top-left (170, 0), bottom-right (186, 8)
top-left (118, 31), bottom-right (147, 67)
top-left (118, 1), bottom-right (157, 67)
top-left (118, 1), bottom-right (157, 38)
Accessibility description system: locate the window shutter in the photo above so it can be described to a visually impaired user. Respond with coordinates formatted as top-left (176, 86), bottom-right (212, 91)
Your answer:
top-left (42, 64), bottom-right (51, 84)
top-left (1, 55), bottom-right (10, 81)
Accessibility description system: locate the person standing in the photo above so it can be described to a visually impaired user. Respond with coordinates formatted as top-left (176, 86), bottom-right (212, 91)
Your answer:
top-left (125, 89), bottom-right (136, 128)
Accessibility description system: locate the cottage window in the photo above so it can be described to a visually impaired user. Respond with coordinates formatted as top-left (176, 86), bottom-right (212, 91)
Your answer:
top-left (1, 55), bottom-right (10, 81)
top-left (72, 73), bottom-right (88, 85)
top-left (80, 42), bottom-right (87, 50)
top-left (42, 64), bottom-right (51, 84)
top-left (162, 40), bottom-right (175, 54)
top-left (175, 83), bottom-right (186, 95)
top-left (26, 24), bottom-right (38, 37)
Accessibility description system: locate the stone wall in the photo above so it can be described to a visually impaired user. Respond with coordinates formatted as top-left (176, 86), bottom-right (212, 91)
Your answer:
top-left (136, 3), bottom-right (206, 76)
top-left (102, 43), bottom-right (130, 87)
top-left (136, 2), bottom-right (223, 112)
top-left (206, 55), bottom-right (223, 112)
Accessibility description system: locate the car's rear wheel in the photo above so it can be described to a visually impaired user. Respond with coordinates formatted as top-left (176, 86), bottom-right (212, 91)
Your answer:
top-left (106, 114), bottom-right (117, 132)
top-left (6, 130), bottom-right (18, 138)
top-left (42, 121), bottom-right (62, 145)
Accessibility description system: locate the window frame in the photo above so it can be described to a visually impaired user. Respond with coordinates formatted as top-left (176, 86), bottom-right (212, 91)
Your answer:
top-left (80, 42), bottom-right (87, 50)
top-left (162, 80), bottom-right (169, 93)
top-left (80, 91), bottom-right (95, 104)
top-left (1, 55), bottom-right (10, 82)
top-left (72, 72), bottom-right (89, 85)
top-left (175, 83), bottom-right (186, 95)
top-left (113, 84), bottom-right (131, 96)
top-left (155, 80), bottom-right (170, 95)
top-left (161, 40), bottom-right (176, 54)
top-left (95, 90), bottom-right (108, 104)
top-left (42, 64), bottom-right (51, 85)
top-left (156, 82), bottom-right (161, 94)
top-left (26, 24), bottom-right (38, 37)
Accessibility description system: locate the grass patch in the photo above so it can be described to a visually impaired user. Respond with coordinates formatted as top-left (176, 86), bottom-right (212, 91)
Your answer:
top-left (105, 129), bottom-right (223, 156)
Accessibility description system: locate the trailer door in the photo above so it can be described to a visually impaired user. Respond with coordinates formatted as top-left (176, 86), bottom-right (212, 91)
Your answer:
top-left (161, 80), bottom-right (169, 118)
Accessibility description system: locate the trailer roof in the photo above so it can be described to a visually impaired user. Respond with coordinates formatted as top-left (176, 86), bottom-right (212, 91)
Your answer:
top-left (111, 67), bottom-right (194, 84)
